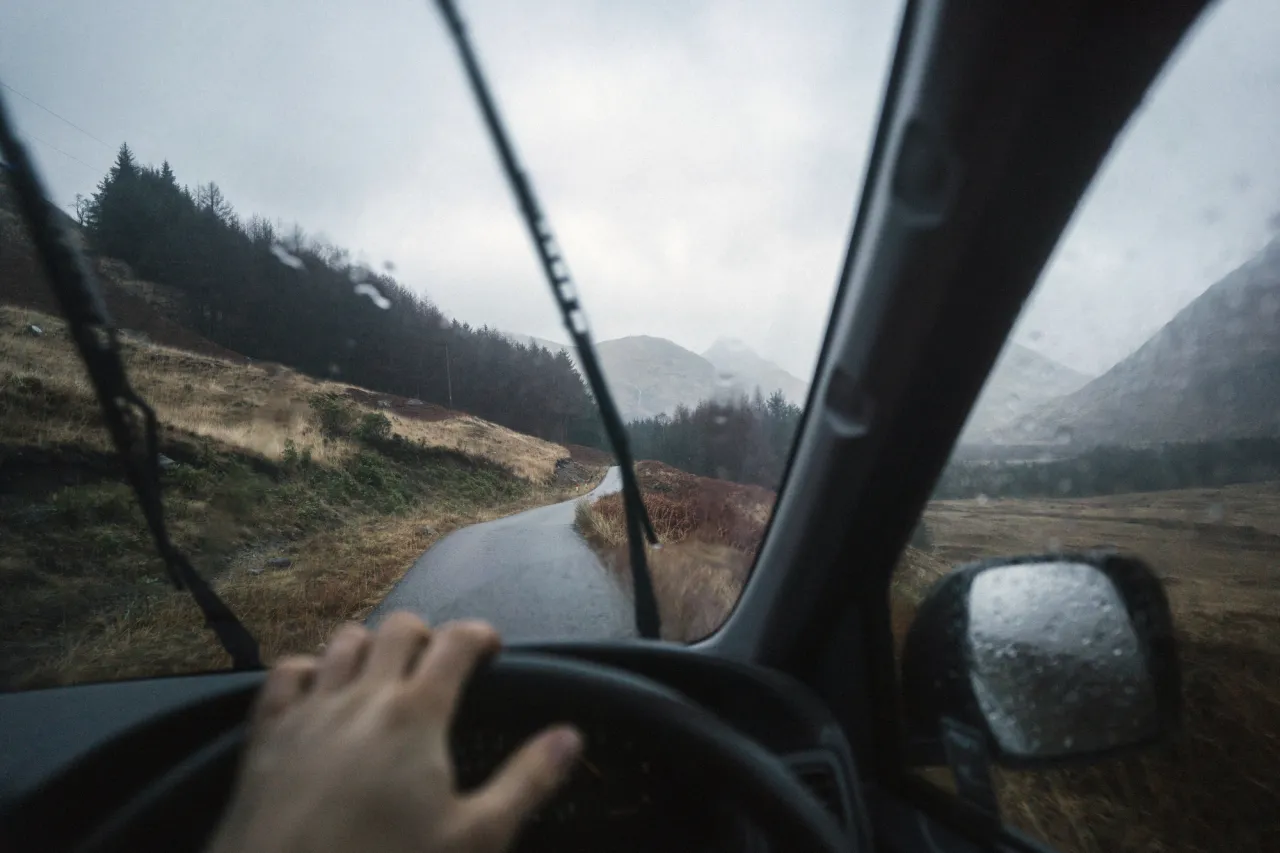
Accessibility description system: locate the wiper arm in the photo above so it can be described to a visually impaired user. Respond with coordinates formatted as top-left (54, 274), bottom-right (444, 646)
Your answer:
top-left (434, 0), bottom-right (662, 639)
top-left (0, 90), bottom-right (261, 669)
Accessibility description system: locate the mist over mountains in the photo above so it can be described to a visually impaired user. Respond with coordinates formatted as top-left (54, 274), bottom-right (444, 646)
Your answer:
top-left (502, 232), bottom-right (1280, 444)
top-left (504, 332), bottom-right (809, 422)
top-left (1002, 237), bottom-right (1280, 447)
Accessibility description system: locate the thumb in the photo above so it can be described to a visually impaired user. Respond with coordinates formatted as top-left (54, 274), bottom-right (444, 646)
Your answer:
top-left (462, 725), bottom-right (583, 849)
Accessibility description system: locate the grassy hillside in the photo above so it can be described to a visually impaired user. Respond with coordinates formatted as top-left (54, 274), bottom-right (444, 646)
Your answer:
top-left (896, 484), bottom-right (1280, 853)
top-left (0, 305), bottom-right (600, 688)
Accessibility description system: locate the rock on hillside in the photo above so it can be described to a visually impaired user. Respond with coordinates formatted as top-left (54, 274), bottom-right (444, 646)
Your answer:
top-left (1006, 238), bottom-right (1280, 446)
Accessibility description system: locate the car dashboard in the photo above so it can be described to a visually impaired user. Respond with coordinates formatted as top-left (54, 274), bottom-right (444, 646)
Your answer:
top-left (0, 643), bottom-right (863, 853)
top-left (454, 644), bottom-right (862, 852)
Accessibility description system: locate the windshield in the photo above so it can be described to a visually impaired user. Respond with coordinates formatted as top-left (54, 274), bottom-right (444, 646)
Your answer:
top-left (0, 1), bottom-right (901, 688)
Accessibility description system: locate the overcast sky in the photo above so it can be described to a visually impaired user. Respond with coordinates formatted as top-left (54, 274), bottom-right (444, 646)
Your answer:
top-left (3, 0), bottom-right (1278, 380)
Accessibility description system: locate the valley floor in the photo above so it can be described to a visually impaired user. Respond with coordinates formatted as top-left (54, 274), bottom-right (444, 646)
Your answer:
top-left (908, 483), bottom-right (1280, 853)
top-left (577, 468), bottom-right (1280, 853)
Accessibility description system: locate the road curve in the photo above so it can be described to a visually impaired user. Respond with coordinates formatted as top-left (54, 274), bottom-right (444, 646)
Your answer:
top-left (369, 467), bottom-right (637, 641)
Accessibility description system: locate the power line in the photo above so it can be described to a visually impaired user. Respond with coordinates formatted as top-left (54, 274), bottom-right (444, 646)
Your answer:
top-left (23, 131), bottom-right (101, 173)
top-left (0, 80), bottom-right (113, 150)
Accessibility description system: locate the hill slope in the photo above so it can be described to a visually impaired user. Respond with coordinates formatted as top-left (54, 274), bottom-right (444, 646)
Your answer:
top-left (1007, 238), bottom-right (1280, 446)
top-left (701, 338), bottom-right (809, 405)
top-left (0, 185), bottom-right (239, 361)
top-left (1, 304), bottom-right (592, 687)
top-left (961, 342), bottom-right (1091, 444)
top-left (595, 335), bottom-right (719, 421)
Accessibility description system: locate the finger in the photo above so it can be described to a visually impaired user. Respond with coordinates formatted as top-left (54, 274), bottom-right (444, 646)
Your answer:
top-left (315, 623), bottom-right (370, 692)
top-left (462, 726), bottom-right (583, 849)
top-left (251, 655), bottom-right (316, 729)
top-left (365, 611), bottom-right (432, 680)
top-left (402, 620), bottom-right (500, 719)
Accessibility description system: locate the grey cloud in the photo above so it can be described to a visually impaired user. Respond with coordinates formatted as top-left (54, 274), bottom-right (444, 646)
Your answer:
top-left (3, 0), bottom-right (1277, 384)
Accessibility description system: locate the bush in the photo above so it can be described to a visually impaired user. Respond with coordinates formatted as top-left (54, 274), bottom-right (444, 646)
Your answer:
top-left (281, 439), bottom-right (314, 470)
top-left (309, 393), bottom-right (357, 439)
top-left (164, 464), bottom-right (211, 494)
top-left (354, 412), bottom-right (392, 444)
top-left (51, 482), bottom-right (139, 525)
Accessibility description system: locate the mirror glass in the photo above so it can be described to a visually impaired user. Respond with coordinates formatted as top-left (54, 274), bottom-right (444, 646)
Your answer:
top-left (966, 562), bottom-right (1160, 759)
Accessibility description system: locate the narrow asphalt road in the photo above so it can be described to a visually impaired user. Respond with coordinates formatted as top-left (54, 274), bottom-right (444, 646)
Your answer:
top-left (369, 467), bottom-right (637, 641)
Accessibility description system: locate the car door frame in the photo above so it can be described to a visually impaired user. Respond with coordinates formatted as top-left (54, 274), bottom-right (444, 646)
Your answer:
top-left (698, 0), bottom-right (1212, 847)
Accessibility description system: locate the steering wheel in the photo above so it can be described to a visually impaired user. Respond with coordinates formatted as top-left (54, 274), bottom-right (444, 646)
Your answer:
top-left (74, 653), bottom-right (851, 853)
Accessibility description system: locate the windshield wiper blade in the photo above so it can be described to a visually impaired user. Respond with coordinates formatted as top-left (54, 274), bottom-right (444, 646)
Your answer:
top-left (0, 89), bottom-right (262, 670)
top-left (434, 0), bottom-right (661, 639)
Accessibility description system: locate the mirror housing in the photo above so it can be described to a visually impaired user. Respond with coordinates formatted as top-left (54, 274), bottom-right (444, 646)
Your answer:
top-left (901, 552), bottom-right (1180, 769)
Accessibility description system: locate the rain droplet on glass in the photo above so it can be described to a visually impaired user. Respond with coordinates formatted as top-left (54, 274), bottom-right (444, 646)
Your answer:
top-left (270, 243), bottom-right (305, 270)
top-left (354, 283), bottom-right (392, 310)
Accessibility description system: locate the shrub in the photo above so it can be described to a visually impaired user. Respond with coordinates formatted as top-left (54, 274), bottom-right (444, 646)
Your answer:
top-left (164, 463), bottom-right (211, 494)
top-left (354, 412), bottom-right (393, 444)
top-left (309, 392), bottom-right (357, 439)
top-left (51, 482), bottom-right (139, 525)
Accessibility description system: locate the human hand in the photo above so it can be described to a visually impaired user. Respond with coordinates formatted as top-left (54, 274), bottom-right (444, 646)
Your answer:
top-left (206, 612), bottom-right (583, 853)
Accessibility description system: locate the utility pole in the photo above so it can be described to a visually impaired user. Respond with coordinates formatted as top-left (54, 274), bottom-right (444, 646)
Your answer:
top-left (444, 341), bottom-right (453, 408)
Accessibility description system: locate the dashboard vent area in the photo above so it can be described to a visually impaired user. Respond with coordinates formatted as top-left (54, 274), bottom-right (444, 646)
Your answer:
top-left (788, 753), bottom-right (850, 829)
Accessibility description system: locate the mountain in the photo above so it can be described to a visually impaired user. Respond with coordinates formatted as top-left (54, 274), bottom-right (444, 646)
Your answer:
top-left (594, 336), bottom-right (720, 421)
top-left (1005, 238), bottom-right (1280, 446)
top-left (503, 332), bottom-right (571, 356)
top-left (501, 332), bottom-right (810, 421)
top-left (701, 338), bottom-right (809, 405)
top-left (960, 343), bottom-right (1091, 444)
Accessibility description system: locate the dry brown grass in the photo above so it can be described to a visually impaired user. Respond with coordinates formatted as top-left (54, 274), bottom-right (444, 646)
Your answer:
top-left (28, 485), bottom-right (589, 686)
top-left (1, 305), bottom-right (568, 480)
top-left (1, 304), bottom-right (599, 687)
top-left (894, 483), bottom-right (1280, 853)
top-left (388, 414), bottom-right (564, 483)
top-left (575, 461), bottom-right (774, 641)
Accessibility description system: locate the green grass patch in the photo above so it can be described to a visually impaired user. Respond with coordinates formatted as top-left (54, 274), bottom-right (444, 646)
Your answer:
top-left (0, 424), bottom-right (531, 688)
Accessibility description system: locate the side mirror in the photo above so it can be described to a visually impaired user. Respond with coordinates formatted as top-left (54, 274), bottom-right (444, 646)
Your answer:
top-left (901, 552), bottom-right (1180, 770)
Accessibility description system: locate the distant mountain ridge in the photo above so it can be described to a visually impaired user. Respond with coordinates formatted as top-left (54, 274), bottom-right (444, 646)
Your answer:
top-left (961, 342), bottom-right (1091, 444)
top-left (701, 338), bottom-right (809, 406)
top-left (1004, 237), bottom-right (1280, 446)
top-left (502, 331), bottom-right (809, 421)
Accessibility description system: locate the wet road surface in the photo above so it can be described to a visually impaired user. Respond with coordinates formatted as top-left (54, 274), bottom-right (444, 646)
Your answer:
top-left (369, 467), bottom-right (636, 641)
